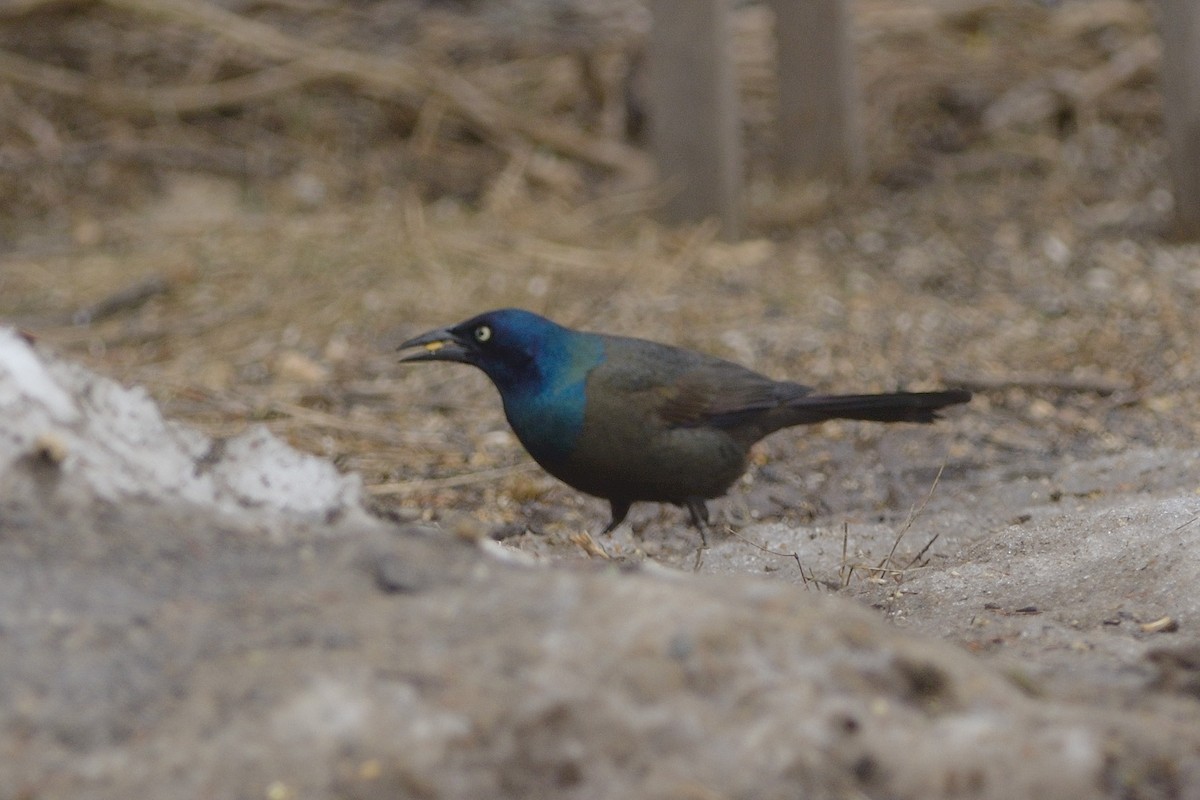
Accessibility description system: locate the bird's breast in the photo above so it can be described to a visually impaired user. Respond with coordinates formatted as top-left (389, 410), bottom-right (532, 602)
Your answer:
top-left (501, 383), bottom-right (588, 467)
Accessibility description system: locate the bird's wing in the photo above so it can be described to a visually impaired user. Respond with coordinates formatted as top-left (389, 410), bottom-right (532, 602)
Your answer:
top-left (597, 335), bottom-right (811, 429)
top-left (654, 365), bottom-right (811, 428)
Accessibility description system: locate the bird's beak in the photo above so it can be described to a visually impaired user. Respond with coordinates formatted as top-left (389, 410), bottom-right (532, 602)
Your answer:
top-left (397, 326), bottom-right (473, 364)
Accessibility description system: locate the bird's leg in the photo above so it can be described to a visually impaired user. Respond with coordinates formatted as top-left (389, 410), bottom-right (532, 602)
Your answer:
top-left (601, 498), bottom-right (632, 535)
top-left (684, 497), bottom-right (711, 549)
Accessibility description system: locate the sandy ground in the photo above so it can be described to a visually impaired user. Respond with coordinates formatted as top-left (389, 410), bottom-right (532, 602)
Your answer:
top-left (1, 329), bottom-right (1198, 799)
top-left (1, 0), bottom-right (1199, 796)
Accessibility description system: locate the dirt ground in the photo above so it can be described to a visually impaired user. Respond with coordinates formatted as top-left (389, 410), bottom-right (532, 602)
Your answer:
top-left (2, 0), bottom-right (1200, 796)
top-left (3, 335), bottom-right (1199, 799)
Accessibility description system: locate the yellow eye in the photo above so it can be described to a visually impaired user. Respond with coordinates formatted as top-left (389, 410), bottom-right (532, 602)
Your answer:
top-left (474, 325), bottom-right (492, 343)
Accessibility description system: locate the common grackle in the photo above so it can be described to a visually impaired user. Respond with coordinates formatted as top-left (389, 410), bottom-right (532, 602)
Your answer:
top-left (399, 309), bottom-right (969, 540)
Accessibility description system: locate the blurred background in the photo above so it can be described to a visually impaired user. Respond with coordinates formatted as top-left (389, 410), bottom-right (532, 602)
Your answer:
top-left (0, 0), bottom-right (1195, 563)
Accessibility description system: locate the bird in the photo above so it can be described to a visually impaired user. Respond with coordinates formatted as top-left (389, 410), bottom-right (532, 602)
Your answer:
top-left (398, 308), bottom-right (969, 542)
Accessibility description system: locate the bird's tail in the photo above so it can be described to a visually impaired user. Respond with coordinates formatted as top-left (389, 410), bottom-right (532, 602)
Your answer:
top-left (781, 389), bottom-right (971, 425)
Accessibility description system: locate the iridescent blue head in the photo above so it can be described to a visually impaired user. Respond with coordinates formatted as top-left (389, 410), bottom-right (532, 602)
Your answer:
top-left (398, 309), bottom-right (606, 464)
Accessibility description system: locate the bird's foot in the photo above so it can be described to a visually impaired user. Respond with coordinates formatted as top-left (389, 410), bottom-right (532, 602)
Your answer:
top-left (684, 498), bottom-right (711, 541)
top-left (684, 497), bottom-right (712, 570)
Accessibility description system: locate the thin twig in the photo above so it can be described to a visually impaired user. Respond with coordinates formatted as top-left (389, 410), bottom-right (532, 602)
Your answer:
top-left (0, 47), bottom-right (314, 113)
top-left (724, 526), bottom-right (815, 588)
top-left (1170, 514), bottom-right (1199, 535)
top-left (368, 462), bottom-right (538, 494)
top-left (880, 461), bottom-right (945, 572)
top-left (72, 275), bottom-right (171, 325)
top-left (982, 35), bottom-right (1159, 133)
top-left (900, 530), bottom-right (942, 572)
top-left (842, 561), bottom-right (935, 580)
top-left (569, 531), bottom-right (611, 559)
top-left (265, 400), bottom-right (444, 445)
top-left (839, 521), bottom-right (851, 587)
top-left (0, 0), bottom-right (85, 16)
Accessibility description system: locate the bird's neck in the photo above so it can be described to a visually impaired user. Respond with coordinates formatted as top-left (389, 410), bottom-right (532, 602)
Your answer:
top-left (498, 332), bottom-right (604, 466)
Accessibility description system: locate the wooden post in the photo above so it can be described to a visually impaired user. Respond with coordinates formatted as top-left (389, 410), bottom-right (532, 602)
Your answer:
top-left (771, 0), bottom-right (865, 181)
top-left (646, 0), bottom-right (742, 238)
top-left (1159, 1), bottom-right (1200, 238)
